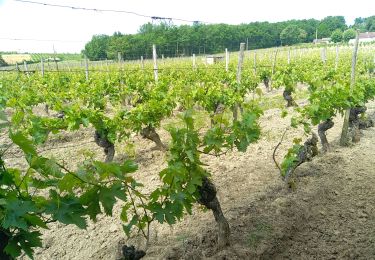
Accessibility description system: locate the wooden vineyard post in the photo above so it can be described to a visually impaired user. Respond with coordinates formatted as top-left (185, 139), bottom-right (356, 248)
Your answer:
top-left (324, 47), bottom-right (327, 64)
top-left (118, 52), bottom-right (122, 63)
top-left (41, 58), bottom-right (44, 77)
top-left (253, 50), bottom-right (257, 74)
top-left (321, 47), bottom-right (327, 65)
top-left (47, 59), bottom-right (51, 71)
top-left (53, 57), bottom-right (59, 72)
top-left (140, 56), bottom-right (144, 70)
top-left (233, 43), bottom-right (245, 122)
top-left (270, 48), bottom-right (279, 91)
top-left (236, 43), bottom-right (245, 83)
top-left (335, 45), bottom-right (339, 70)
top-left (120, 52), bottom-right (126, 70)
top-left (66, 62), bottom-right (72, 72)
top-left (153, 44), bottom-right (158, 82)
top-left (23, 61), bottom-right (29, 75)
top-left (225, 48), bottom-right (229, 72)
top-left (288, 48), bottom-right (291, 64)
top-left (192, 54), bottom-right (196, 69)
top-left (106, 59), bottom-right (110, 72)
top-left (23, 61), bottom-right (28, 72)
top-left (40, 57), bottom-right (48, 114)
top-left (84, 56), bottom-right (89, 81)
top-left (340, 30), bottom-right (360, 146)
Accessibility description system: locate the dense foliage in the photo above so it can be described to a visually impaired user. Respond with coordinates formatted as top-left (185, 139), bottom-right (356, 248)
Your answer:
top-left (316, 16), bottom-right (347, 38)
top-left (352, 16), bottom-right (375, 32)
top-left (280, 25), bottom-right (307, 45)
top-left (83, 15), bottom-right (372, 60)
top-left (330, 29), bottom-right (343, 43)
top-left (343, 29), bottom-right (357, 42)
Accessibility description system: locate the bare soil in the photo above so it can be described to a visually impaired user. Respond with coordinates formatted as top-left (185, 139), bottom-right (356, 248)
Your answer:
top-left (5, 91), bottom-right (375, 260)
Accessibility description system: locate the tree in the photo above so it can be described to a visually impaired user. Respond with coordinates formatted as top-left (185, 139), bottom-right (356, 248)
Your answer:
top-left (280, 25), bottom-right (307, 45)
top-left (84, 35), bottom-right (110, 60)
top-left (81, 15), bottom-right (373, 60)
top-left (365, 16), bottom-right (375, 31)
top-left (343, 29), bottom-right (356, 42)
top-left (297, 19), bottom-right (320, 42)
top-left (317, 16), bottom-right (347, 38)
top-left (353, 16), bottom-right (375, 32)
top-left (331, 29), bottom-right (343, 43)
top-left (353, 17), bottom-right (366, 32)
top-left (83, 19), bottom-right (320, 59)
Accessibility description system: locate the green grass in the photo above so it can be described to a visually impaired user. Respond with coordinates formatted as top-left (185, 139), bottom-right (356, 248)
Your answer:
top-left (30, 53), bottom-right (82, 62)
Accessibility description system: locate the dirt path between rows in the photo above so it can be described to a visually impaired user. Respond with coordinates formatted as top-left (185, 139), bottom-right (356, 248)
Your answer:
top-left (7, 94), bottom-right (374, 260)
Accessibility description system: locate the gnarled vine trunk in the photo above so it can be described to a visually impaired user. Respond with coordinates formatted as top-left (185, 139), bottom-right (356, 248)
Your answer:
top-left (198, 177), bottom-right (230, 249)
top-left (121, 245), bottom-right (145, 260)
top-left (211, 102), bottom-right (225, 126)
top-left (349, 107), bottom-right (366, 143)
top-left (349, 106), bottom-right (374, 142)
top-left (45, 104), bottom-right (50, 115)
top-left (94, 131), bottom-right (115, 162)
top-left (263, 78), bottom-right (270, 92)
top-left (283, 89), bottom-right (297, 107)
top-left (318, 119), bottom-right (334, 152)
top-left (285, 133), bottom-right (319, 184)
top-left (349, 106), bottom-right (367, 128)
top-left (140, 125), bottom-right (166, 151)
top-left (359, 118), bottom-right (374, 129)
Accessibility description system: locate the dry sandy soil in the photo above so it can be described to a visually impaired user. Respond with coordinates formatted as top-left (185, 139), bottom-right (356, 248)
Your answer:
top-left (3, 89), bottom-right (375, 260)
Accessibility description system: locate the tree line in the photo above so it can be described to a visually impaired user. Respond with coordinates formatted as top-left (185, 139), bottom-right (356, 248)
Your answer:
top-left (330, 16), bottom-right (375, 43)
top-left (83, 15), bottom-right (375, 61)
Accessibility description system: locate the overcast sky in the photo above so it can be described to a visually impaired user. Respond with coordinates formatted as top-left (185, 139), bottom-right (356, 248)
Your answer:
top-left (0, 0), bottom-right (373, 53)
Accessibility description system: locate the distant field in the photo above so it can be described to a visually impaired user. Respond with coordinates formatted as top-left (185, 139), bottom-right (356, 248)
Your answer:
top-left (31, 53), bottom-right (82, 61)
top-left (1, 53), bottom-right (82, 65)
top-left (2, 54), bottom-right (32, 64)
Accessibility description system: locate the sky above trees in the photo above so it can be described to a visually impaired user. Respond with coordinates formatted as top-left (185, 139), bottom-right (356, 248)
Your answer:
top-left (0, 0), bottom-right (374, 53)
